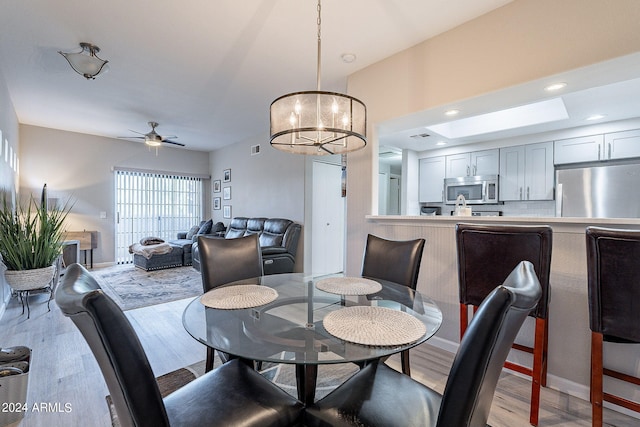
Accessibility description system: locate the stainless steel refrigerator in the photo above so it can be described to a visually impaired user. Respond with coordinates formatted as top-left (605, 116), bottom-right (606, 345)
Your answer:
top-left (555, 162), bottom-right (640, 218)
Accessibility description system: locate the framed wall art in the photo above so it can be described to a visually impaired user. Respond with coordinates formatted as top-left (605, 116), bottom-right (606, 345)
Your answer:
top-left (223, 186), bottom-right (231, 200)
top-left (213, 180), bottom-right (221, 192)
top-left (223, 169), bottom-right (231, 182)
top-left (213, 197), bottom-right (221, 210)
top-left (223, 205), bottom-right (231, 219)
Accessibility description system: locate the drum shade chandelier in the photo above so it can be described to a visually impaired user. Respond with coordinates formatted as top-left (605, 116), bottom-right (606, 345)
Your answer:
top-left (269, 0), bottom-right (366, 155)
top-left (59, 43), bottom-right (108, 80)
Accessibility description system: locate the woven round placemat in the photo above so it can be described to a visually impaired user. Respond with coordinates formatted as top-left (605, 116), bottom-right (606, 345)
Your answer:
top-left (323, 306), bottom-right (427, 346)
top-left (200, 285), bottom-right (278, 310)
top-left (315, 277), bottom-right (382, 295)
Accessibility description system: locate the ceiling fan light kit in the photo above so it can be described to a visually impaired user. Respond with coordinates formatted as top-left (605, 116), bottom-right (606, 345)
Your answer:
top-left (59, 42), bottom-right (109, 80)
top-left (269, 0), bottom-right (366, 156)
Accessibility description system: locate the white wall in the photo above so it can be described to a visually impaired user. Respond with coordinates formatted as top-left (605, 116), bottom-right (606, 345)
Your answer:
top-left (19, 125), bottom-right (212, 265)
top-left (0, 69), bottom-right (20, 312)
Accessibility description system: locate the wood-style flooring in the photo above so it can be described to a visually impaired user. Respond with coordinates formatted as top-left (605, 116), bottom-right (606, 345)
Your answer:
top-left (0, 290), bottom-right (637, 426)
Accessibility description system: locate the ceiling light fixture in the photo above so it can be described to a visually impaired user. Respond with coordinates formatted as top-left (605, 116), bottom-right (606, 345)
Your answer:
top-left (59, 42), bottom-right (108, 80)
top-left (269, 0), bottom-right (366, 155)
top-left (444, 109), bottom-right (460, 117)
top-left (586, 114), bottom-right (606, 121)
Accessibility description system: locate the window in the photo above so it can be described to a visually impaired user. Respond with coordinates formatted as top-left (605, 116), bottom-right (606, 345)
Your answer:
top-left (115, 169), bottom-right (203, 264)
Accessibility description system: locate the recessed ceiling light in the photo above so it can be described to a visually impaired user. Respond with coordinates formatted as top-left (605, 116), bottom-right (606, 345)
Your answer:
top-left (341, 53), bottom-right (356, 63)
top-left (436, 141), bottom-right (447, 146)
top-left (444, 109), bottom-right (459, 117)
top-left (586, 114), bottom-right (606, 121)
top-left (544, 82), bottom-right (567, 92)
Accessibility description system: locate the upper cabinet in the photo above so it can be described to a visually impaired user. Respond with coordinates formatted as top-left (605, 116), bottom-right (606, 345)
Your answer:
top-left (445, 149), bottom-right (499, 177)
top-left (500, 142), bottom-right (554, 201)
top-left (605, 129), bottom-right (640, 160)
top-left (555, 129), bottom-right (640, 165)
top-left (419, 156), bottom-right (446, 203)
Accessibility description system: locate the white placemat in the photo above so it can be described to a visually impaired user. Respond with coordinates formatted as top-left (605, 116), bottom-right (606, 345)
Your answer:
top-left (200, 285), bottom-right (278, 310)
top-left (315, 277), bottom-right (382, 295)
top-left (323, 306), bottom-right (426, 346)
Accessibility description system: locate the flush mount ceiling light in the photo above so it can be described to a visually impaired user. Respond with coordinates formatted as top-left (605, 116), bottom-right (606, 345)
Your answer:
top-left (269, 0), bottom-right (366, 155)
top-left (59, 42), bottom-right (108, 80)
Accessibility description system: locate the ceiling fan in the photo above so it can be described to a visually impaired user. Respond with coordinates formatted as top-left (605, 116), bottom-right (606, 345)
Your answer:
top-left (118, 122), bottom-right (185, 147)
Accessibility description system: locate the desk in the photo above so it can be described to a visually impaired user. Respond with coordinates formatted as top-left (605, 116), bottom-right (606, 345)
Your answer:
top-left (182, 273), bottom-right (442, 404)
top-left (63, 231), bottom-right (97, 268)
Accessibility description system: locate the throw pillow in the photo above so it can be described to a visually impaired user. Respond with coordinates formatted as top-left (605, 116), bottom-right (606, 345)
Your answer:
top-left (185, 225), bottom-right (200, 240)
top-left (140, 237), bottom-right (165, 246)
top-left (198, 219), bottom-right (213, 235)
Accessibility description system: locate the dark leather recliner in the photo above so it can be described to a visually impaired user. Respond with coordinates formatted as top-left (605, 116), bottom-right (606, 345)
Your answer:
top-left (55, 263), bottom-right (303, 427)
top-left (192, 217), bottom-right (301, 275)
top-left (304, 261), bottom-right (542, 427)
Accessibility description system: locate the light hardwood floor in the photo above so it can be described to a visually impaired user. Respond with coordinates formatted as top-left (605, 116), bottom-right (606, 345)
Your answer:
top-left (1, 290), bottom-right (637, 426)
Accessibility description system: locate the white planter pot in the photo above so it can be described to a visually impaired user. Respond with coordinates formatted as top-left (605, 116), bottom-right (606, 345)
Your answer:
top-left (4, 265), bottom-right (56, 291)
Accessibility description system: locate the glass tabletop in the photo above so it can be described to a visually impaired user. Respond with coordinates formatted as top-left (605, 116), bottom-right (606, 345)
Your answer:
top-left (182, 273), bottom-right (442, 365)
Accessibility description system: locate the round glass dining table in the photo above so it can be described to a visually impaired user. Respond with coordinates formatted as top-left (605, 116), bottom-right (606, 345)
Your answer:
top-left (182, 273), bottom-right (442, 403)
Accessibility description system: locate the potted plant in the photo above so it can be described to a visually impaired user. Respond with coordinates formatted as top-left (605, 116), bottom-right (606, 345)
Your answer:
top-left (0, 185), bottom-right (72, 291)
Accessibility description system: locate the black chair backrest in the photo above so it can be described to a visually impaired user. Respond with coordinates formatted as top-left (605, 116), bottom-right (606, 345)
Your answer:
top-left (55, 263), bottom-right (169, 427)
top-left (586, 226), bottom-right (640, 343)
top-left (361, 234), bottom-right (425, 290)
top-left (437, 260), bottom-right (542, 427)
top-left (198, 233), bottom-right (263, 292)
top-left (455, 223), bottom-right (552, 319)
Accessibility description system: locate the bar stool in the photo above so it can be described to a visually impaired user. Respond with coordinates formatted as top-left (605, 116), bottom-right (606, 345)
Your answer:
top-left (361, 234), bottom-right (426, 376)
top-left (455, 223), bottom-right (552, 426)
top-left (586, 226), bottom-right (640, 427)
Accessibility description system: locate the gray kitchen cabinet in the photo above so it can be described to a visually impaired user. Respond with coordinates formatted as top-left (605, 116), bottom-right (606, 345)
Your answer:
top-left (605, 129), bottom-right (640, 160)
top-left (554, 135), bottom-right (604, 164)
top-left (419, 156), bottom-right (445, 202)
top-left (445, 149), bottom-right (499, 177)
top-left (555, 130), bottom-right (640, 164)
top-left (500, 142), bottom-right (554, 201)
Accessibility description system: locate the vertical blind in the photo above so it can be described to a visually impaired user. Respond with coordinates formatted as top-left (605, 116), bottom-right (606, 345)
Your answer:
top-left (115, 169), bottom-right (203, 264)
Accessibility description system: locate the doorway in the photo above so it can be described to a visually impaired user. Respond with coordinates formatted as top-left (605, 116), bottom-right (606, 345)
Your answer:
top-left (311, 160), bottom-right (345, 276)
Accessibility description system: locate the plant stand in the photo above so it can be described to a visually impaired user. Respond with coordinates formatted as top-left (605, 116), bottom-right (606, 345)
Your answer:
top-left (5, 265), bottom-right (57, 319)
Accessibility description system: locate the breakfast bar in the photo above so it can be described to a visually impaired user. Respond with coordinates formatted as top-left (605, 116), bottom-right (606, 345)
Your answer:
top-left (365, 214), bottom-right (640, 418)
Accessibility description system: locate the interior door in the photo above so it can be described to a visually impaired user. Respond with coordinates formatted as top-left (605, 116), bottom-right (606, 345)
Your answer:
top-left (312, 161), bottom-right (345, 276)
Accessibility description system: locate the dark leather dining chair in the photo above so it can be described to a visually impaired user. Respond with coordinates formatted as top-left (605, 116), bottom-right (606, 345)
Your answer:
top-left (198, 233), bottom-right (263, 371)
top-left (361, 233), bottom-right (425, 376)
top-left (455, 223), bottom-right (552, 426)
top-left (55, 263), bottom-right (303, 427)
top-left (305, 261), bottom-right (542, 427)
top-left (586, 226), bottom-right (640, 426)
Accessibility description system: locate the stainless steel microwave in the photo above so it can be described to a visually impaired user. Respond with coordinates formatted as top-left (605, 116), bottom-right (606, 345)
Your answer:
top-left (444, 175), bottom-right (499, 204)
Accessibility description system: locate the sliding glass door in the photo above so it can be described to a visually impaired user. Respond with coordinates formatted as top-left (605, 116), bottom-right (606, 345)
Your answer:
top-left (115, 169), bottom-right (203, 264)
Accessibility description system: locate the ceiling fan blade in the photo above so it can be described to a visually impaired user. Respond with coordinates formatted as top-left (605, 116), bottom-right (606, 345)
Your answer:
top-left (117, 136), bottom-right (145, 140)
top-left (128, 129), bottom-right (146, 135)
top-left (163, 139), bottom-right (185, 147)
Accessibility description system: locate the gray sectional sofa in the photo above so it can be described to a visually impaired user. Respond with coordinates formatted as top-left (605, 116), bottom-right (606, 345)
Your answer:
top-left (192, 217), bottom-right (301, 275)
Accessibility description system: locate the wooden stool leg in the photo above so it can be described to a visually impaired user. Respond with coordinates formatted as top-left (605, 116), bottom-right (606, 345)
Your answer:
top-left (460, 303), bottom-right (469, 340)
top-left (541, 317), bottom-right (549, 387)
top-left (591, 332), bottom-right (604, 427)
top-left (529, 317), bottom-right (546, 426)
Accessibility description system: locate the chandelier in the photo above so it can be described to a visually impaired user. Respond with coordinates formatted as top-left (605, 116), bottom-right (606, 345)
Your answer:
top-left (269, 0), bottom-right (366, 155)
top-left (59, 43), bottom-right (109, 80)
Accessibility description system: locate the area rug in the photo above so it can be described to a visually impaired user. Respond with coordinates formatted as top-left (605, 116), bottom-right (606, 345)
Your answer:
top-left (92, 264), bottom-right (202, 310)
